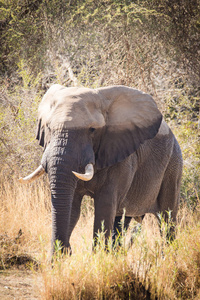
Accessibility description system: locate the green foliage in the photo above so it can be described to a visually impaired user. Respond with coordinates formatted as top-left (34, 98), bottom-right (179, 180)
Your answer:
top-left (0, 0), bottom-right (199, 215)
top-left (17, 59), bottom-right (42, 89)
top-left (1, 0), bottom-right (199, 80)
top-left (0, 65), bottom-right (43, 176)
top-left (144, 0), bottom-right (200, 78)
top-left (0, 0), bottom-right (45, 73)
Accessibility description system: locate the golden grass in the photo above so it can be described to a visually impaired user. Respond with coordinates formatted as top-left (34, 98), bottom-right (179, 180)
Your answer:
top-left (0, 177), bottom-right (200, 299)
top-left (0, 176), bottom-right (51, 266)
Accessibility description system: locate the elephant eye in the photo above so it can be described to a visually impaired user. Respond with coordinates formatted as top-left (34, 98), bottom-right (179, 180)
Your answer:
top-left (89, 127), bottom-right (96, 133)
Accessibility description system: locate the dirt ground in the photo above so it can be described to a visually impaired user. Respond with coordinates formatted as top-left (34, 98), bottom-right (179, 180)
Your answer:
top-left (0, 269), bottom-right (43, 300)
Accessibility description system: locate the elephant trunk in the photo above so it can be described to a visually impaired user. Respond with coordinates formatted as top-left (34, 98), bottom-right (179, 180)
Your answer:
top-left (44, 130), bottom-right (95, 253)
top-left (50, 171), bottom-right (77, 252)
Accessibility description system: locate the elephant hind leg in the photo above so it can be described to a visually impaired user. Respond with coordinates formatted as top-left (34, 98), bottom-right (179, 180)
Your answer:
top-left (113, 216), bottom-right (132, 237)
top-left (155, 210), bottom-right (176, 242)
top-left (155, 193), bottom-right (179, 243)
top-left (112, 216), bottom-right (132, 248)
top-left (156, 151), bottom-right (182, 242)
top-left (113, 215), bottom-right (145, 249)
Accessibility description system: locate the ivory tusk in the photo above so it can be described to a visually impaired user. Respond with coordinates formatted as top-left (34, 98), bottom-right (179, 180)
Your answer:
top-left (72, 164), bottom-right (94, 181)
top-left (19, 165), bottom-right (45, 184)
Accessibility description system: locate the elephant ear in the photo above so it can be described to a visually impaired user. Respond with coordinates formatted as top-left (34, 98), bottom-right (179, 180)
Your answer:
top-left (36, 84), bottom-right (65, 149)
top-left (95, 86), bottom-right (163, 169)
top-left (36, 118), bottom-right (51, 149)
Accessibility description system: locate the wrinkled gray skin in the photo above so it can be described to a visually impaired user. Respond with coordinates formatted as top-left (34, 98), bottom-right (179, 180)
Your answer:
top-left (35, 84), bottom-right (182, 253)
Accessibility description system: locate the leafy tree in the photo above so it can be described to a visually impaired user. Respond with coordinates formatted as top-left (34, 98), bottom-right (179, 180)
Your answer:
top-left (0, 0), bottom-right (199, 204)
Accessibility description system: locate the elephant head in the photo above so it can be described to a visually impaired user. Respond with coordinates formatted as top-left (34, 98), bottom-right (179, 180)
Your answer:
top-left (20, 84), bottom-right (162, 252)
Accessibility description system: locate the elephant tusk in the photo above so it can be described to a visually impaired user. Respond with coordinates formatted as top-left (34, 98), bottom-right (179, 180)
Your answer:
top-left (19, 165), bottom-right (45, 184)
top-left (72, 164), bottom-right (94, 181)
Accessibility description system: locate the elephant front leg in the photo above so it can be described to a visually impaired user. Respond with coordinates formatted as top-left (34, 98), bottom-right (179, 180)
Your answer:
top-left (93, 193), bottom-right (117, 249)
top-left (113, 216), bottom-right (132, 248)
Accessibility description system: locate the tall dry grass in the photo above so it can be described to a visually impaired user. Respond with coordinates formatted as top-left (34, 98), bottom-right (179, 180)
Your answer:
top-left (0, 176), bottom-right (200, 299)
top-left (0, 176), bottom-right (51, 266)
top-left (40, 209), bottom-right (200, 300)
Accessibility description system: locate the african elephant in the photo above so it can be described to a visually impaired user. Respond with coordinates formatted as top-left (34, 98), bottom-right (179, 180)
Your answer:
top-left (20, 84), bottom-right (183, 253)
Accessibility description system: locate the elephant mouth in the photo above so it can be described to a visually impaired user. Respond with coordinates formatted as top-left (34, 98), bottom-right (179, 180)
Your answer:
top-left (19, 163), bottom-right (94, 183)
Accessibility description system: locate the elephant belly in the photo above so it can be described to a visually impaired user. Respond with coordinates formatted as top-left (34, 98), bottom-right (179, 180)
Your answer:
top-left (117, 135), bottom-right (174, 217)
top-left (117, 165), bottom-right (165, 217)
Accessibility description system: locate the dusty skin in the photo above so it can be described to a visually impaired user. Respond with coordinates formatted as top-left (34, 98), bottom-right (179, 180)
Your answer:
top-left (0, 269), bottom-right (43, 299)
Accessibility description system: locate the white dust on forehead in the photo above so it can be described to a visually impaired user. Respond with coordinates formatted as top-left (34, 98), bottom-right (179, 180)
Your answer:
top-left (49, 89), bottom-right (106, 129)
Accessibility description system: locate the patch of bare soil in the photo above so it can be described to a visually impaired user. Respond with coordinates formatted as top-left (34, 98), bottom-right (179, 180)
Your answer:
top-left (0, 269), bottom-right (43, 299)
